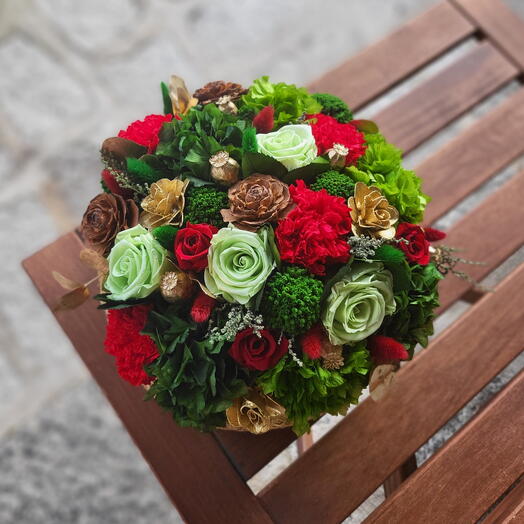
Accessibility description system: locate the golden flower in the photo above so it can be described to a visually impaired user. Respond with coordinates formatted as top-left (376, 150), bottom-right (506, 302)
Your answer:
top-left (348, 182), bottom-right (399, 239)
top-left (209, 151), bottom-right (240, 186)
top-left (226, 389), bottom-right (289, 434)
top-left (221, 174), bottom-right (293, 231)
top-left (160, 270), bottom-right (194, 303)
top-left (140, 178), bottom-right (189, 229)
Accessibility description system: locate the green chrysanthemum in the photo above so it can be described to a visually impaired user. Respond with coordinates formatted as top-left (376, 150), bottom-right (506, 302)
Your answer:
top-left (310, 170), bottom-right (355, 199)
top-left (312, 93), bottom-right (353, 122)
top-left (261, 266), bottom-right (323, 336)
top-left (184, 185), bottom-right (229, 228)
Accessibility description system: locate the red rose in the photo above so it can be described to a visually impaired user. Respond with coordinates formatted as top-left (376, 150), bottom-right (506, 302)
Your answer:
top-left (396, 222), bottom-right (430, 265)
top-left (175, 222), bottom-right (218, 271)
top-left (275, 180), bottom-right (351, 275)
top-left (307, 113), bottom-right (366, 165)
top-left (118, 113), bottom-right (174, 153)
top-left (229, 328), bottom-right (288, 371)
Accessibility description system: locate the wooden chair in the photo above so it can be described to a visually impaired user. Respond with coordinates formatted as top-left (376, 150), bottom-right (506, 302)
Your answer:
top-left (23, 1), bottom-right (524, 521)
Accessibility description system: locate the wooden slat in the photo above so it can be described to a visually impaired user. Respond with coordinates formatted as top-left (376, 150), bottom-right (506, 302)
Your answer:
top-left (483, 477), bottom-right (524, 524)
top-left (22, 233), bottom-right (273, 524)
top-left (307, 2), bottom-right (474, 110)
top-left (436, 171), bottom-right (524, 313)
top-left (382, 455), bottom-right (417, 498)
top-left (260, 263), bottom-right (524, 524)
top-left (452, 0), bottom-right (524, 70)
top-left (374, 41), bottom-right (518, 153)
top-left (420, 86), bottom-right (524, 224)
top-left (366, 370), bottom-right (524, 524)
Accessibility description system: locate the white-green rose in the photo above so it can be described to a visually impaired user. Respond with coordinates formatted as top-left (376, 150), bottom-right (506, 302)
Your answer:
top-left (105, 224), bottom-right (169, 301)
top-left (256, 124), bottom-right (317, 171)
top-left (322, 262), bottom-right (396, 345)
top-left (204, 226), bottom-right (277, 304)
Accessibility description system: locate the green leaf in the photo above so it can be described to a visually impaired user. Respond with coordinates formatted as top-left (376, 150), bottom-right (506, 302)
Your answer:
top-left (281, 158), bottom-right (330, 185)
top-left (161, 81), bottom-right (173, 115)
top-left (241, 151), bottom-right (287, 178)
top-left (352, 119), bottom-right (379, 134)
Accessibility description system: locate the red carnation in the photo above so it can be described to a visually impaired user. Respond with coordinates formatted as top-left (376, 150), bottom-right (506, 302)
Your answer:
top-left (174, 222), bottom-right (218, 272)
top-left (275, 180), bottom-right (351, 275)
top-left (300, 324), bottom-right (324, 360)
top-left (190, 291), bottom-right (217, 323)
top-left (252, 105), bottom-right (275, 133)
top-left (104, 305), bottom-right (159, 386)
top-left (229, 328), bottom-right (288, 371)
top-left (307, 113), bottom-right (366, 165)
top-left (368, 335), bottom-right (409, 364)
top-left (424, 226), bottom-right (446, 242)
top-left (118, 113), bottom-right (174, 153)
top-left (396, 222), bottom-right (430, 265)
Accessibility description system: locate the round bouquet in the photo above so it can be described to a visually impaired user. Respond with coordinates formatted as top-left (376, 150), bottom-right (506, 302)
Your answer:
top-left (81, 74), bottom-right (449, 435)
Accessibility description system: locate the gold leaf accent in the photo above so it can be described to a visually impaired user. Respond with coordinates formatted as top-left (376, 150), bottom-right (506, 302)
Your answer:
top-left (53, 286), bottom-right (90, 312)
top-left (52, 271), bottom-right (82, 291)
top-left (369, 364), bottom-right (397, 401)
top-left (80, 248), bottom-right (109, 287)
top-left (169, 75), bottom-right (198, 116)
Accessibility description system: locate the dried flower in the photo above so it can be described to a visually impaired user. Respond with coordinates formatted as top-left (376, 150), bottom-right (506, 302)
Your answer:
top-left (81, 193), bottom-right (139, 255)
top-left (160, 270), bottom-right (194, 303)
top-left (209, 151), bottom-right (240, 186)
top-left (321, 341), bottom-right (344, 370)
top-left (100, 137), bottom-right (147, 172)
top-left (216, 95), bottom-right (238, 115)
top-left (193, 80), bottom-right (247, 105)
top-left (221, 174), bottom-right (293, 231)
top-left (140, 178), bottom-right (189, 229)
top-left (348, 182), bottom-right (399, 239)
top-left (327, 143), bottom-right (349, 168)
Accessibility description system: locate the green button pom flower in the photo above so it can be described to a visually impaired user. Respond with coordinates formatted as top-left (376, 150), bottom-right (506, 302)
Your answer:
top-left (322, 262), bottom-right (396, 345)
top-left (204, 226), bottom-right (277, 305)
top-left (105, 224), bottom-right (169, 301)
top-left (256, 124), bottom-right (317, 171)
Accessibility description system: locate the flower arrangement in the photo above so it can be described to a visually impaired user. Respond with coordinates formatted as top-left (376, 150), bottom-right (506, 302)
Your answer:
top-left (74, 74), bottom-right (457, 436)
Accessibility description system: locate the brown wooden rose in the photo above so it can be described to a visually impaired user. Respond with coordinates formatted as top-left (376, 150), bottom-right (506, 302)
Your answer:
top-left (193, 80), bottom-right (247, 105)
top-left (81, 193), bottom-right (139, 255)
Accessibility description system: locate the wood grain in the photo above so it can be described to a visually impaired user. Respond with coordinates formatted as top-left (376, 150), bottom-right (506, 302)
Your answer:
top-left (260, 263), bottom-right (524, 524)
top-left (22, 233), bottom-right (273, 524)
top-left (366, 371), bottom-right (524, 524)
top-left (373, 41), bottom-right (518, 153)
top-left (307, 2), bottom-right (474, 110)
top-left (419, 86), bottom-right (524, 224)
top-left (483, 477), bottom-right (524, 524)
top-left (452, 0), bottom-right (524, 70)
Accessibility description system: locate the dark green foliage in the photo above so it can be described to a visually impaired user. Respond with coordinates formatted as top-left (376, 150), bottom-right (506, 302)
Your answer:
top-left (374, 244), bottom-right (406, 265)
top-left (126, 157), bottom-right (163, 186)
top-left (160, 81), bottom-right (173, 115)
top-left (382, 263), bottom-right (442, 353)
top-left (184, 185), bottom-right (229, 227)
top-left (312, 92), bottom-right (353, 122)
top-left (261, 266), bottom-right (323, 336)
top-left (152, 225), bottom-right (179, 251)
top-left (101, 178), bottom-right (110, 193)
top-left (143, 306), bottom-right (248, 431)
top-left (310, 169), bottom-right (355, 198)
top-left (258, 347), bottom-right (370, 435)
top-left (242, 126), bottom-right (258, 153)
top-left (155, 103), bottom-right (250, 181)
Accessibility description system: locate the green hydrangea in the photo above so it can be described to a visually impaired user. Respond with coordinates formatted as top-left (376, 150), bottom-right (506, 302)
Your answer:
top-left (310, 170), bottom-right (355, 198)
top-left (241, 76), bottom-right (321, 127)
top-left (258, 347), bottom-right (371, 435)
top-left (261, 266), bottom-right (323, 336)
top-left (358, 132), bottom-right (402, 177)
top-left (152, 225), bottom-right (178, 251)
top-left (184, 185), bottom-right (229, 227)
top-left (312, 93), bottom-right (353, 122)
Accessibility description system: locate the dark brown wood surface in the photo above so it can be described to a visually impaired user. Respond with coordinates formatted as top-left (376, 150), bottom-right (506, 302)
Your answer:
top-left (373, 42), bottom-right (518, 153)
top-left (308, 2), bottom-right (474, 110)
top-left (22, 233), bottom-right (273, 524)
top-left (260, 264), bottom-right (524, 523)
top-left (453, 0), bottom-right (524, 69)
top-left (366, 370), bottom-right (524, 524)
top-left (483, 477), bottom-right (524, 524)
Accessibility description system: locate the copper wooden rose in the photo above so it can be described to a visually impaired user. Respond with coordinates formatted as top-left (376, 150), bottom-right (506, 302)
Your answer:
top-left (140, 178), bottom-right (189, 229)
top-left (81, 193), bottom-right (139, 255)
top-left (348, 182), bottom-right (399, 239)
top-left (193, 81), bottom-right (247, 105)
top-left (221, 174), bottom-right (294, 231)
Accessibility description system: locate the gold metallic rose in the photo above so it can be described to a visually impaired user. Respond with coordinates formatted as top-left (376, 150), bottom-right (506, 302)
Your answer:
top-left (226, 389), bottom-right (289, 434)
top-left (140, 178), bottom-right (189, 229)
top-left (209, 151), bottom-right (240, 186)
top-left (348, 181), bottom-right (399, 239)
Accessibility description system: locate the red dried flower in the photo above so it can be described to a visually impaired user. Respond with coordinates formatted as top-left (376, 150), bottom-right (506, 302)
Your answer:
top-left (190, 291), bottom-right (217, 323)
top-left (118, 113), bottom-right (174, 153)
top-left (104, 305), bottom-right (159, 386)
top-left (275, 180), bottom-right (352, 275)
top-left (396, 222), bottom-right (430, 265)
top-left (252, 105), bottom-right (275, 133)
top-left (368, 335), bottom-right (409, 364)
top-left (300, 324), bottom-right (324, 359)
top-left (101, 169), bottom-right (133, 199)
top-left (307, 113), bottom-right (366, 165)
top-left (424, 226), bottom-right (447, 242)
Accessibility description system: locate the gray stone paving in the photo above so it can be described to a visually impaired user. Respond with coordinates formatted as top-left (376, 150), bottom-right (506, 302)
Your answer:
top-left (1, 1), bottom-right (524, 522)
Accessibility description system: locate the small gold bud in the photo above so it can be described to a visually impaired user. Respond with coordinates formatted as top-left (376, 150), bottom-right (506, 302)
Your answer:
top-left (216, 95), bottom-right (238, 115)
top-left (327, 143), bottom-right (349, 168)
top-left (160, 270), bottom-right (194, 303)
top-left (209, 151), bottom-right (240, 186)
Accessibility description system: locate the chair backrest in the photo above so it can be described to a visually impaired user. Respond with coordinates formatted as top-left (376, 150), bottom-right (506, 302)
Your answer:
top-left (23, 1), bottom-right (524, 522)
